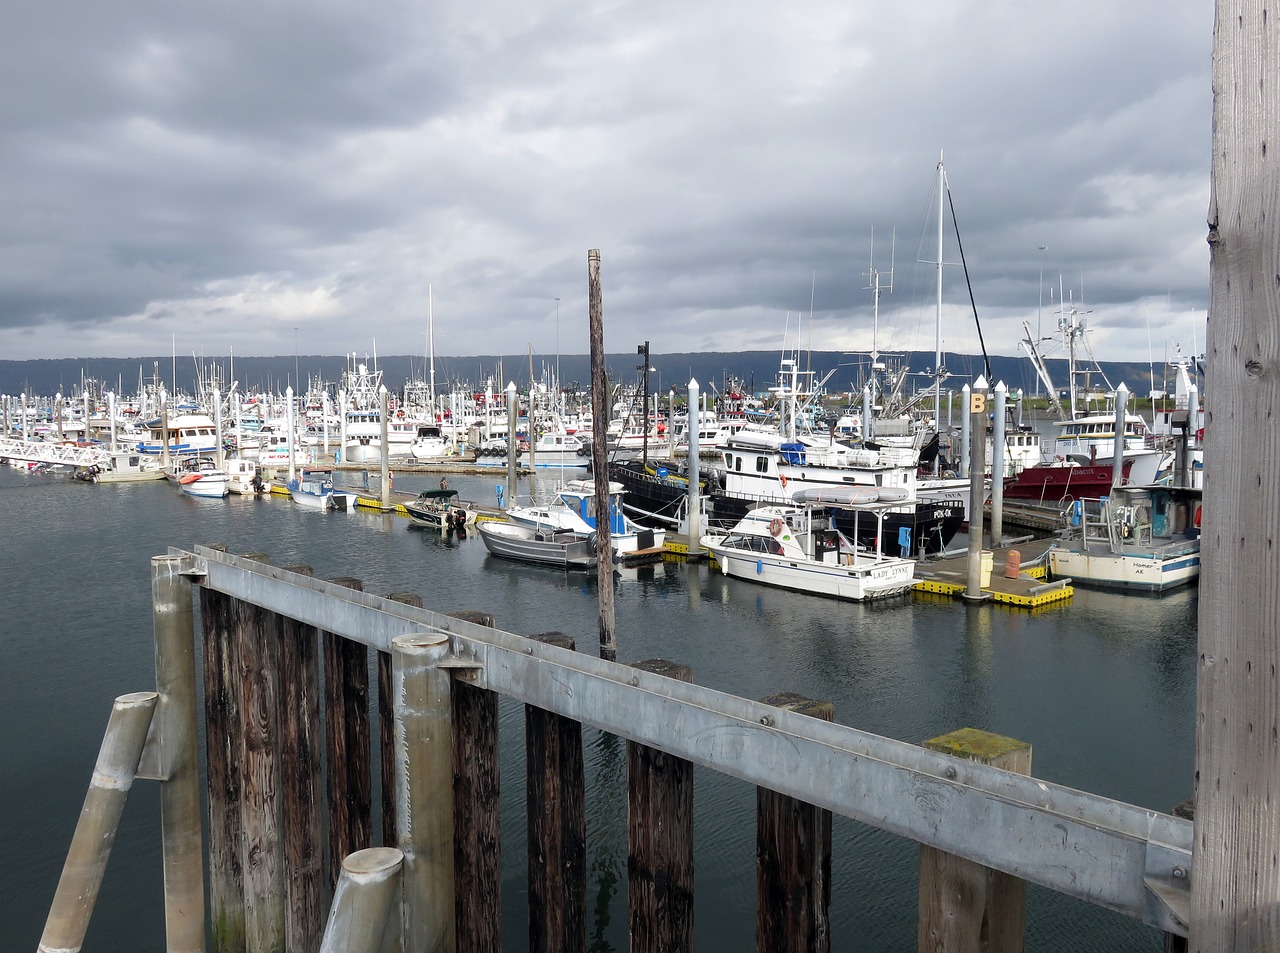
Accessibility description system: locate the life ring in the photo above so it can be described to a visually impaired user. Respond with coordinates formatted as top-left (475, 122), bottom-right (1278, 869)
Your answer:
top-left (396, 410), bottom-right (405, 419)
top-left (768, 517), bottom-right (784, 537)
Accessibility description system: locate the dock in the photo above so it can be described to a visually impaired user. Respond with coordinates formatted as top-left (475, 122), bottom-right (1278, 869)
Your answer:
top-left (913, 537), bottom-right (1074, 608)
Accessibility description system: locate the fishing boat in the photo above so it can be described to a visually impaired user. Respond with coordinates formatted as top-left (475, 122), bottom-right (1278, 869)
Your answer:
top-left (287, 468), bottom-right (350, 510)
top-left (74, 451), bottom-right (167, 484)
top-left (1048, 483), bottom-right (1201, 591)
top-left (409, 424), bottom-right (456, 462)
top-left (701, 491), bottom-right (917, 602)
top-left (170, 456), bottom-right (229, 498)
top-left (507, 480), bottom-right (665, 557)
top-left (225, 459), bottom-right (267, 495)
top-left (476, 519), bottom-right (598, 569)
top-left (519, 429), bottom-right (589, 469)
top-left (404, 488), bottom-right (471, 532)
top-left (137, 413), bottom-right (221, 457)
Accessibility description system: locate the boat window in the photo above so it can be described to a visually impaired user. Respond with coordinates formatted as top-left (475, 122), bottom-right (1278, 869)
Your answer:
top-left (735, 456), bottom-right (742, 472)
top-left (756, 456), bottom-right (769, 474)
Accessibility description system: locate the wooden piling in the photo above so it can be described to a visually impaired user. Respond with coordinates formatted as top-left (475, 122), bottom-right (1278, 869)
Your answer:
top-left (756, 692), bottom-right (833, 953)
top-left (525, 632), bottom-right (587, 953)
top-left (324, 577), bottom-right (372, 891)
top-left (448, 610), bottom-right (501, 953)
top-left (627, 659), bottom-right (694, 953)
top-left (279, 565), bottom-right (325, 953)
top-left (200, 583), bottom-right (246, 953)
top-left (151, 553), bottom-right (207, 953)
top-left (393, 632), bottom-right (457, 953)
top-left (587, 248), bottom-right (617, 660)
top-left (918, 728), bottom-right (1032, 953)
top-left (236, 570), bottom-right (286, 953)
top-left (38, 692), bottom-right (158, 953)
top-left (318, 848), bottom-right (405, 953)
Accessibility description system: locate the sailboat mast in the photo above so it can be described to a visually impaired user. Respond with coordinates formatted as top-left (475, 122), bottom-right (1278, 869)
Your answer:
top-left (934, 155), bottom-right (945, 474)
top-left (428, 284), bottom-right (436, 420)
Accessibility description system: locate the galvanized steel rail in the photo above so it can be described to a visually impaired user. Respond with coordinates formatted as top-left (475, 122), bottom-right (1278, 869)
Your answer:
top-left (182, 544), bottom-right (1192, 936)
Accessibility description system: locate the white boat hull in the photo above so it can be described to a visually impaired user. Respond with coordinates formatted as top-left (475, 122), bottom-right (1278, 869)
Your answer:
top-left (706, 542), bottom-right (916, 600)
top-left (1049, 545), bottom-right (1200, 592)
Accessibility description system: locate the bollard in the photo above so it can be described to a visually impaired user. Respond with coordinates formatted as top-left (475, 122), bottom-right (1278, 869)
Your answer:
top-left (393, 633), bottom-right (457, 953)
top-left (318, 847), bottom-right (405, 953)
top-left (918, 728), bottom-right (1032, 953)
top-left (39, 692), bottom-right (159, 953)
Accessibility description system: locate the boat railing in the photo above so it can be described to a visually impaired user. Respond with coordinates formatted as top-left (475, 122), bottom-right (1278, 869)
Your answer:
top-left (38, 548), bottom-right (1192, 952)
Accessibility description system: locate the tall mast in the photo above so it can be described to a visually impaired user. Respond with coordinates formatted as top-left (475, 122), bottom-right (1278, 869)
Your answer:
top-left (935, 154), bottom-right (945, 448)
top-left (428, 284), bottom-right (437, 420)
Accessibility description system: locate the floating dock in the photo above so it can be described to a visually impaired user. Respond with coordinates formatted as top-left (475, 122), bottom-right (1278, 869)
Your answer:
top-left (913, 538), bottom-right (1074, 608)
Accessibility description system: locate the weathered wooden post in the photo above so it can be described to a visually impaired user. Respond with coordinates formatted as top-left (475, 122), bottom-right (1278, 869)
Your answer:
top-left (756, 692), bottom-right (833, 953)
top-left (318, 848), bottom-right (405, 953)
top-left (917, 728), bottom-right (1032, 953)
top-left (325, 577), bottom-right (372, 890)
top-left (1194, 1), bottom-right (1280, 948)
top-left (447, 611), bottom-right (502, 953)
top-left (525, 632), bottom-right (587, 952)
top-left (279, 564), bottom-right (325, 953)
top-left (587, 248), bottom-right (617, 659)
top-left (151, 553), bottom-right (207, 953)
top-left (393, 633), bottom-right (457, 953)
top-left (628, 660), bottom-right (694, 953)
top-left (235, 559), bottom-right (286, 953)
top-left (38, 692), bottom-right (158, 953)
top-left (200, 575), bottom-right (245, 953)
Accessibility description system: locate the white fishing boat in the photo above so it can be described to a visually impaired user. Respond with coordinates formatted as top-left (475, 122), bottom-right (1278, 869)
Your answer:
top-left (476, 519), bottom-right (598, 569)
top-left (225, 459), bottom-right (267, 495)
top-left (170, 456), bottom-right (230, 498)
top-left (1048, 484), bottom-right (1201, 592)
top-left (287, 468), bottom-right (350, 510)
top-left (404, 488), bottom-right (471, 532)
top-left (75, 451), bottom-right (167, 484)
top-left (507, 480), bottom-right (665, 557)
top-left (409, 424), bottom-right (456, 462)
top-left (137, 413), bottom-right (221, 457)
top-left (701, 493), bottom-right (917, 602)
top-left (519, 430), bottom-right (589, 469)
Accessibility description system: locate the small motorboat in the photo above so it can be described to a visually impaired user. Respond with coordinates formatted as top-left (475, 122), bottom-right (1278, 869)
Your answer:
top-left (405, 488), bottom-right (471, 532)
top-left (506, 480), bottom-right (665, 557)
top-left (476, 519), bottom-right (598, 569)
top-left (170, 456), bottom-right (230, 498)
top-left (287, 468), bottom-right (350, 510)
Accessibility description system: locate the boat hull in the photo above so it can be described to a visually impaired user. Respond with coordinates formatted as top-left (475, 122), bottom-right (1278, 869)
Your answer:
top-left (477, 521), bottom-right (597, 568)
top-left (1048, 545), bottom-right (1200, 592)
top-left (706, 543), bottom-right (916, 600)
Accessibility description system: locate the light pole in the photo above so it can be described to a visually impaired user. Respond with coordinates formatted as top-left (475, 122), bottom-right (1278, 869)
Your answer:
top-left (1035, 245), bottom-right (1047, 398)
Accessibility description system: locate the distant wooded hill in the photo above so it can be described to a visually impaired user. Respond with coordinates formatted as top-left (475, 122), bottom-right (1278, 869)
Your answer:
top-left (0, 350), bottom-right (1184, 401)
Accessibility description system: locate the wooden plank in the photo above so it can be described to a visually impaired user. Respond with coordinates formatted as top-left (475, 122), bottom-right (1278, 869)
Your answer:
top-left (200, 585), bottom-right (246, 953)
top-left (449, 610), bottom-right (501, 953)
top-left (628, 659), bottom-right (694, 953)
top-left (756, 692), bottom-right (832, 953)
top-left (235, 591), bottom-right (285, 953)
top-left (278, 565), bottom-right (324, 953)
top-left (918, 728), bottom-right (1032, 953)
top-left (324, 577), bottom-right (371, 888)
top-left (525, 632), bottom-right (586, 953)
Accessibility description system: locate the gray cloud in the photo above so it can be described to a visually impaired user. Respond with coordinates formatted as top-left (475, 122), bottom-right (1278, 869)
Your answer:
top-left (0, 0), bottom-right (1212, 368)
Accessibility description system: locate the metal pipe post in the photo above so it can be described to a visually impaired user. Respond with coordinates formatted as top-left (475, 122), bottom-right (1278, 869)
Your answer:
top-left (338, 390), bottom-right (348, 463)
top-left (1185, 383), bottom-right (1199, 485)
top-left (108, 390), bottom-right (117, 451)
top-left (959, 384), bottom-right (971, 480)
top-left (379, 385), bottom-right (390, 509)
top-left (990, 381), bottom-right (1006, 546)
top-left (286, 384), bottom-right (296, 483)
top-left (505, 382), bottom-right (518, 510)
top-left (393, 633), bottom-right (456, 953)
top-left (965, 378), bottom-right (988, 599)
top-left (318, 847), bottom-right (405, 953)
top-left (214, 386), bottom-right (224, 470)
top-left (686, 379), bottom-right (702, 558)
top-left (39, 692), bottom-right (159, 953)
top-left (1111, 383), bottom-right (1129, 488)
top-left (862, 384), bottom-right (873, 443)
top-left (151, 553), bottom-right (208, 953)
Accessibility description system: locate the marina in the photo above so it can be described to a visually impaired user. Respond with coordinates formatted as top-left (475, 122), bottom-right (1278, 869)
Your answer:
top-left (1, 461), bottom-right (1199, 952)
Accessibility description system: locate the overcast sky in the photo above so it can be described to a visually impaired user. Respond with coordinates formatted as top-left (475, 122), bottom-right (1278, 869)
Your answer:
top-left (0, 1), bottom-right (1212, 371)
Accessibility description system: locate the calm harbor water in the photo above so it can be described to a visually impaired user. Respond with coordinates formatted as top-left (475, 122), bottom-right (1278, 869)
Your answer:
top-left (0, 464), bottom-right (1197, 952)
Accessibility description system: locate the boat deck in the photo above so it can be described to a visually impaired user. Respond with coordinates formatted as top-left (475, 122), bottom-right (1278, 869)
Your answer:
top-left (913, 538), bottom-right (1074, 609)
